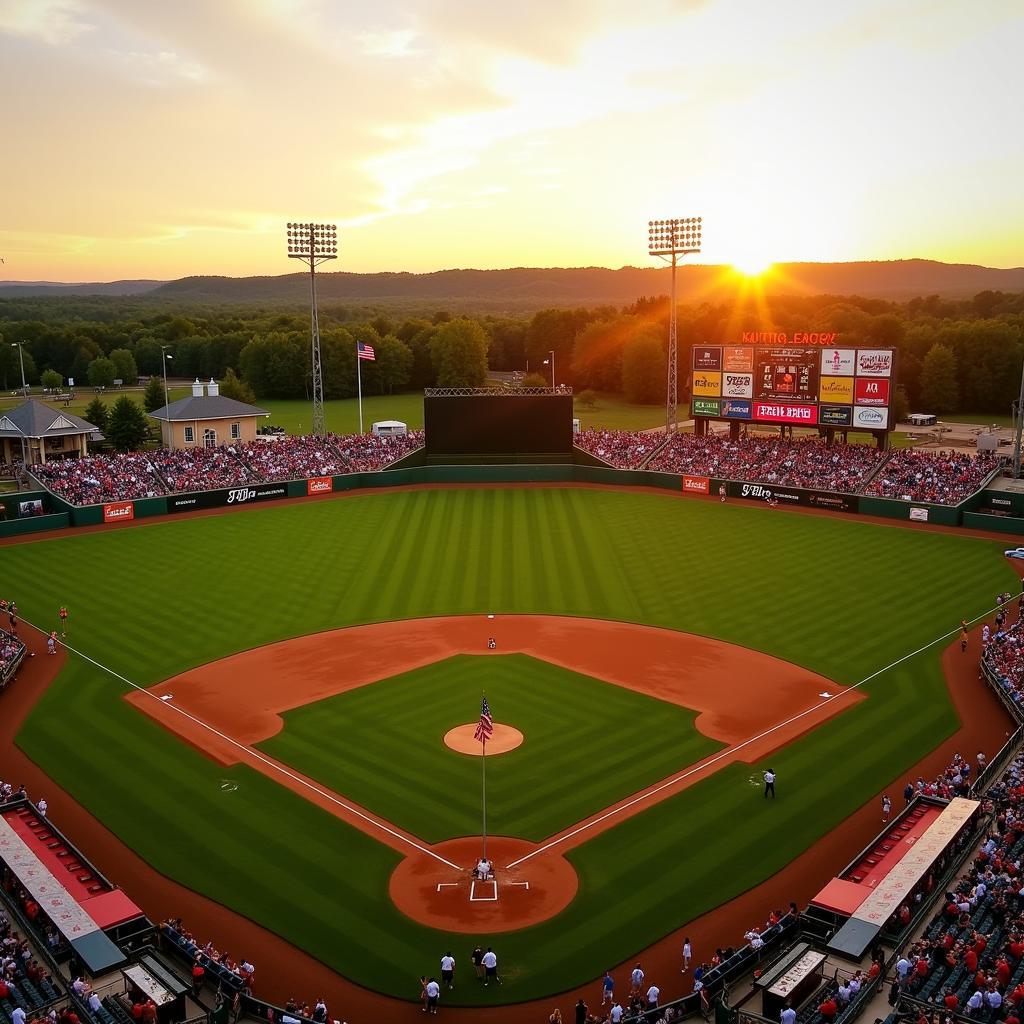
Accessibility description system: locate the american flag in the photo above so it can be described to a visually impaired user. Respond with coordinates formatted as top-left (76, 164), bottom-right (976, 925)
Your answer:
top-left (357, 341), bottom-right (376, 361)
top-left (473, 696), bottom-right (493, 744)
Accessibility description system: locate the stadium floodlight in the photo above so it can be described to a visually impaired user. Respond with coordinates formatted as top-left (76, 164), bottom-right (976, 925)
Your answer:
top-left (160, 346), bottom-right (173, 443)
top-left (287, 222), bottom-right (339, 437)
top-left (647, 217), bottom-right (703, 434)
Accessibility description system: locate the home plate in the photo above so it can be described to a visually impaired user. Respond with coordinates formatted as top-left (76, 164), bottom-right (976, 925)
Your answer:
top-left (819, 691), bottom-right (832, 698)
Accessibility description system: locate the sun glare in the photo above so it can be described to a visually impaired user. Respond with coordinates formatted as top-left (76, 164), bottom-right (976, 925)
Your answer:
top-left (731, 255), bottom-right (774, 277)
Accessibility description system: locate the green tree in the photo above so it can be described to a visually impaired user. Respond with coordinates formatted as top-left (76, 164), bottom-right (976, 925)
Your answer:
top-left (522, 372), bottom-right (549, 388)
top-left (106, 396), bottom-right (150, 451)
top-left (0, 343), bottom-right (38, 390)
top-left (143, 377), bottom-right (167, 413)
top-left (891, 386), bottom-right (910, 425)
top-left (374, 336), bottom-right (413, 394)
top-left (87, 356), bottom-right (117, 389)
top-left (429, 319), bottom-right (489, 387)
top-left (133, 338), bottom-right (163, 376)
top-left (219, 368), bottom-right (257, 406)
top-left (919, 343), bottom-right (959, 414)
top-left (40, 369), bottom-right (63, 391)
top-left (239, 333), bottom-right (307, 398)
top-left (621, 334), bottom-right (665, 403)
top-left (82, 397), bottom-right (109, 433)
top-left (575, 389), bottom-right (598, 409)
top-left (109, 348), bottom-right (138, 386)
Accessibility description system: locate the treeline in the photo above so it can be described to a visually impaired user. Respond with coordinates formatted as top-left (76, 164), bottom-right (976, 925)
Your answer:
top-left (1, 289), bottom-right (1023, 414)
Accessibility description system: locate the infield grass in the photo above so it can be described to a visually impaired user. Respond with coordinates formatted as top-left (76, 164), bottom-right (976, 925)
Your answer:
top-left (4, 487), bottom-right (1017, 1003)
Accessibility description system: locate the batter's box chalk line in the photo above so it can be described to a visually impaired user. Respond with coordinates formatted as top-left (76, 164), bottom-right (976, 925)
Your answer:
top-left (469, 880), bottom-right (498, 902)
top-left (435, 882), bottom-right (459, 893)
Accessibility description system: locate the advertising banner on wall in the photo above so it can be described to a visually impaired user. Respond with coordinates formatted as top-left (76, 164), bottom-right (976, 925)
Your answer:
top-left (692, 347), bottom-right (722, 371)
top-left (102, 501), bottom-right (135, 523)
top-left (753, 402), bottom-right (819, 425)
top-left (691, 372), bottom-right (722, 397)
top-left (691, 398), bottom-right (721, 416)
top-left (819, 376), bottom-right (854, 404)
top-left (854, 378), bottom-right (890, 406)
top-left (730, 481), bottom-right (859, 512)
top-left (819, 405), bottom-right (853, 427)
top-left (722, 347), bottom-right (754, 372)
top-left (721, 399), bottom-right (752, 419)
top-left (853, 406), bottom-right (889, 430)
top-left (682, 475), bottom-right (710, 494)
top-left (856, 350), bottom-right (894, 377)
top-left (909, 507), bottom-right (930, 522)
top-left (168, 482), bottom-right (289, 514)
top-left (755, 348), bottom-right (820, 403)
top-left (306, 476), bottom-right (333, 495)
top-left (721, 372), bottom-right (753, 398)
top-left (820, 349), bottom-right (856, 376)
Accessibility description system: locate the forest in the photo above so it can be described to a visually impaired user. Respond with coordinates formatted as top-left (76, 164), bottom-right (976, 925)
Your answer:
top-left (1, 287), bottom-right (1022, 416)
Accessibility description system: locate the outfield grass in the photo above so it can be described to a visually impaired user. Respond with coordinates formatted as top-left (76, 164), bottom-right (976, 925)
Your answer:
top-left (4, 488), bottom-right (1016, 1003)
top-left (260, 654), bottom-right (720, 843)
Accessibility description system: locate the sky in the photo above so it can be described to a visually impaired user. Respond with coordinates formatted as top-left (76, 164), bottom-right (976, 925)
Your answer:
top-left (0, 0), bottom-right (1022, 282)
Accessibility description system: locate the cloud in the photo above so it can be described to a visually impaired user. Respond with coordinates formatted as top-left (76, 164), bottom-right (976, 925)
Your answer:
top-left (356, 28), bottom-right (420, 58)
top-left (106, 47), bottom-right (207, 84)
top-left (0, 0), bottom-right (94, 45)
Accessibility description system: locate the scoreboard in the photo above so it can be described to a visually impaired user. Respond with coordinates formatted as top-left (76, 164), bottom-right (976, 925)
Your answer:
top-left (690, 342), bottom-right (895, 431)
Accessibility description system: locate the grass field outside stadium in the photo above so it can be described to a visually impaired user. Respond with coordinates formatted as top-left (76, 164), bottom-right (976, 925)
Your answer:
top-left (2, 486), bottom-right (1016, 1004)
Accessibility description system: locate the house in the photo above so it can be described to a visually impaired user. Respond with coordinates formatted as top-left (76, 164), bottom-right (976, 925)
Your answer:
top-left (0, 399), bottom-right (101, 465)
top-left (148, 380), bottom-right (269, 450)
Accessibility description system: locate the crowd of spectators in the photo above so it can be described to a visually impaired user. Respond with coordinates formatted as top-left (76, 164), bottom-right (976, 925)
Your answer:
top-left (0, 461), bottom-right (21, 479)
top-left (0, 626), bottom-right (26, 689)
top-left (648, 435), bottom-right (884, 492)
top-left (864, 449), bottom-right (999, 506)
top-left (986, 618), bottom-right (1024, 710)
top-left (333, 430), bottom-right (424, 472)
top-left (237, 436), bottom-right (347, 483)
top-left (573, 429), bottom-right (666, 470)
top-left (33, 455), bottom-right (163, 506)
top-left (29, 432), bottom-right (426, 506)
top-left (160, 918), bottom-right (256, 994)
top-left (0, 898), bottom-right (62, 1022)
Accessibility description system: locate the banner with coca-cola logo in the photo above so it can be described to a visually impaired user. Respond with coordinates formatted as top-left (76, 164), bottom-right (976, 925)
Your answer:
top-left (307, 477), bottom-right (333, 495)
top-left (682, 475), bottom-right (709, 494)
top-left (102, 501), bottom-right (135, 523)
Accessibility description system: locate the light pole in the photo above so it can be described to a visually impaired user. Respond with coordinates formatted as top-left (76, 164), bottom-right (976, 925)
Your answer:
top-left (287, 222), bottom-right (338, 437)
top-left (648, 217), bottom-right (702, 433)
top-left (1014, 354), bottom-right (1024, 478)
top-left (543, 350), bottom-right (555, 388)
top-left (160, 346), bottom-right (173, 447)
top-left (11, 342), bottom-right (27, 396)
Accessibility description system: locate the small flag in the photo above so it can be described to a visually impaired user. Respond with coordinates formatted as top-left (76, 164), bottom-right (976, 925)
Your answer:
top-left (357, 341), bottom-right (376, 361)
top-left (474, 696), bottom-right (493, 743)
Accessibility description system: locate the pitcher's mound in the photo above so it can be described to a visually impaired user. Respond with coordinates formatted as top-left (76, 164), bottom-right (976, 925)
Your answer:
top-left (444, 723), bottom-right (524, 755)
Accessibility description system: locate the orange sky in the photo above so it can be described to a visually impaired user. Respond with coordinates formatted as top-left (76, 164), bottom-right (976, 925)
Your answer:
top-left (0, 0), bottom-right (1022, 282)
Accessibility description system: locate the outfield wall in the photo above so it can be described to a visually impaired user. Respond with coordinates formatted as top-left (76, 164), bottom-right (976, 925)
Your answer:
top-left (8, 463), bottom-right (1022, 538)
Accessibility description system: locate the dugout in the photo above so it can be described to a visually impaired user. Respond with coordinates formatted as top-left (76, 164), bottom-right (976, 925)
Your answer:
top-left (423, 387), bottom-right (573, 463)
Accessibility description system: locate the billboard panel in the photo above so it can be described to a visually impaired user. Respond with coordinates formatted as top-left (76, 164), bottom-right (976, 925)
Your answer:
top-left (722, 347), bottom-right (754, 372)
top-left (691, 372), bottom-right (721, 397)
top-left (692, 398), bottom-right (721, 417)
top-left (753, 402), bottom-right (819, 425)
top-left (820, 349), bottom-right (856, 376)
top-left (856, 349), bottom-right (894, 377)
top-left (682, 475), bottom-right (709, 494)
top-left (819, 404), bottom-right (853, 427)
top-left (819, 376), bottom-right (854, 404)
top-left (102, 501), bottom-right (134, 523)
top-left (721, 372), bottom-right (753, 398)
top-left (306, 476), bottom-right (333, 495)
top-left (853, 406), bottom-right (889, 430)
top-left (854, 378), bottom-right (890, 406)
top-left (692, 347), bottom-right (722, 371)
top-left (721, 399), bottom-right (752, 419)
top-left (755, 348), bottom-right (819, 402)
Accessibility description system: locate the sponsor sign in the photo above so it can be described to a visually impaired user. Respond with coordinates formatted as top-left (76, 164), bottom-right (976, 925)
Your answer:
top-left (721, 372), bottom-right (753, 399)
top-left (691, 347), bottom-right (722, 371)
top-left (102, 501), bottom-right (134, 523)
top-left (854, 377), bottom-right (890, 406)
top-left (909, 507), bottom-right (929, 523)
top-left (820, 349), bottom-right (856, 376)
top-left (721, 399), bottom-right (752, 419)
top-left (307, 476), bottom-right (333, 496)
top-left (168, 482), bottom-right (289, 514)
top-left (729, 481), bottom-right (858, 512)
top-left (856, 349), bottom-right (894, 377)
top-left (819, 376), bottom-right (854, 404)
top-left (722, 346), bottom-right (754, 372)
top-left (819, 404), bottom-right (853, 427)
top-left (853, 406), bottom-right (889, 430)
top-left (682, 475), bottom-right (709, 494)
top-left (691, 372), bottom-right (722, 398)
top-left (755, 347), bottom-right (820, 402)
top-left (753, 402), bottom-right (819, 425)
top-left (691, 397), bottom-right (721, 416)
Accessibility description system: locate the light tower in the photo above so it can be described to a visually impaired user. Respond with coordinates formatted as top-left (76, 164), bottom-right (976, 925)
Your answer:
top-left (648, 217), bottom-right (702, 433)
top-left (287, 222), bottom-right (338, 437)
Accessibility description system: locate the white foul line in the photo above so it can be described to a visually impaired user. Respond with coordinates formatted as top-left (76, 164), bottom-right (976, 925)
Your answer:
top-left (31, 623), bottom-right (462, 871)
top-left (506, 602), bottom-right (1006, 869)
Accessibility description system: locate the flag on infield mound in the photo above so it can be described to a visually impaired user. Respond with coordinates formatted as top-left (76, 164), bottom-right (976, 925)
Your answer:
top-left (357, 341), bottom-right (376, 361)
top-left (474, 696), bottom-right (493, 743)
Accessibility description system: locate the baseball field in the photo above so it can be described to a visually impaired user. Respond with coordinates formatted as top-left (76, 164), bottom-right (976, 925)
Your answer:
top-left (1, 484), bottom-right (1017, 1006)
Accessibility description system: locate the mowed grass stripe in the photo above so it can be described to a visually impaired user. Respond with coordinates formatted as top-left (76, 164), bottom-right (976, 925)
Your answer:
top-left (5, 487), bottom-right (1016, 1004)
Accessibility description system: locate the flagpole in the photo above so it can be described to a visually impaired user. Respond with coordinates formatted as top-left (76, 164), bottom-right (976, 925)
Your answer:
top-left (357, 342), bottom-right (364, 434)
top-left (481, 732), bottom-right (487, 861)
